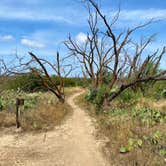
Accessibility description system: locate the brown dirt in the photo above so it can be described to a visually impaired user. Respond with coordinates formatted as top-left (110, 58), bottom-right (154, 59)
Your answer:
top-left (0, 90), bottom-right (109, 166)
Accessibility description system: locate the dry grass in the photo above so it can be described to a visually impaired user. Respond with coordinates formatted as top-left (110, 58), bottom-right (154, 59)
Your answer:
top-left (76, 93), bottom-right (166, 166)
top-left (0, 91), bottom-right (73, 132)
top-left (0, 102), bottom-right (71, 132)
top-left (20, 102), bottom-right (71, 131)
top-left (137, 98), bottom-right (166, 113)
top-left (102, 120), bottom-right (166, 166)
top-left (0, 112), bottom-right (16, 128)
top-left (0, 88), bottom-right (83, 132)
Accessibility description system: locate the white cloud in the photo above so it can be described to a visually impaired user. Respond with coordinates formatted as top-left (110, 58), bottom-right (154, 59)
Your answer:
top-left (107, 9), bottom-right (166, 26)
top-left (0, 11), bottom-right (70, 24)
top-left (0, 6), bottom-right (86, 25)
top-left (0, 35), bottom-right (14, 41)
top-left (76, 32), bottom-right (88, 45)
top-left (21, 38), bottom-right (45, 48)
top-left (0, 2), bottom-right (165, 27)
top-left (119, 9), bottom-right (166, 21)
top-left (101, 9), bottom-right (166, 29)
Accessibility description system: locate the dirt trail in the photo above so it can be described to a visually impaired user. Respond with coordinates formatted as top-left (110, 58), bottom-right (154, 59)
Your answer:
top-left (0, 90), bottom-right (109, 166)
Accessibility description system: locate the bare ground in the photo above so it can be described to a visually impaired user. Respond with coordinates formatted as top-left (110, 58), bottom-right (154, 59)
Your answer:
top-left (0, 90), bottom-right (109, 166)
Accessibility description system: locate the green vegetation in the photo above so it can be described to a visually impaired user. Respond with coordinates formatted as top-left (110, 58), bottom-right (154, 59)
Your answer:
top-left (146, 81), bottom-right (166, 100)
top-left (2, 74), bottom-right (89, 92)
top-left (0, 89), bottom-right (71, 131)
top-left (132, 107), bottom-right (166, 127)
top-left (0, 89), bottom-right (40, 111)
top-left (118, 89), bottom-right (139, 103)
top-left (120, 138), bottom-right (143, 153)
top-left (76, 84), bottom-right (166, 165)
top-left (85, 85), bottom-right (109, 111)
top-left (161, 89), bottom-right (166, 98)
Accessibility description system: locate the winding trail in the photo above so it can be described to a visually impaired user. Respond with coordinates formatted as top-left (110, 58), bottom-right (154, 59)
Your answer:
top-left (0, 90), bottom-right (108, 166)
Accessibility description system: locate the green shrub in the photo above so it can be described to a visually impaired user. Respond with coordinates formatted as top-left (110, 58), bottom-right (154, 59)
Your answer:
top-left (149, 81), bottom-right (166, 99)
top-left (0, 98), bottom-right (4, 111)
top-left (24, 99), bottom-right (37, 109)
top-left (0, 97), bottom-right (8, 111)
top-left (118, 89), bottom-right (138, 103)
top-left (161, 89), bottom-right (166, 98)
top-left (132, 107), bottom-right (166, 126)
top-left (120, 138), bottom-right (143, 153)
top-left (94, 85), bottom-right (108, 109)
top-left (108, 108), bottom-right (128, 117)
top-left (5, 74), bottom-right (44, 92)
top-left (85, 85), bottom-right (109, 111)
top-left (144, 130), bottom-right (164, 145)
top-left (159, 149), bottom-right (166, 156)
top-left (85, 88), bottom-right (98, 102)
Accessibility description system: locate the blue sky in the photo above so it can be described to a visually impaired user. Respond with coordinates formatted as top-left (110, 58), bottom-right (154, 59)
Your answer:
top-left (0, 0), bottom-right (166, 70)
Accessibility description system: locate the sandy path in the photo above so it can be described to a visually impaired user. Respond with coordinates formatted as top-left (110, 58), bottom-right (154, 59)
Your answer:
top-left (0, 90), bottom-right (108, 166)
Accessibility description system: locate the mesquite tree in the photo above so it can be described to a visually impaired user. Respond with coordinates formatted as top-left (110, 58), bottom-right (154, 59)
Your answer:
top-left (65, 0), bottom-right (166, 102)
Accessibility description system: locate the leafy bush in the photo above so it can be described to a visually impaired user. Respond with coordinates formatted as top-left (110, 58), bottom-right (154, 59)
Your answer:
top-left (86, 87), bottom-right (139, 112)
top-left (0, 98), bottom-right (4, 111)
top-left (85, 88), bottom-right (98, 102)
top-left (148, 81), bottom-right (166, 99)
top-left (94, 85), bottom-right (108, 109)
top-left (118, 89), bottom-right (138, 103)
top-left (144, 130), bottom-right (164, 145)
top-left (24, 99), bottom-right (38, 109)
top-left (5, 74), bottom-right (44, 92)
top-left (108, 108), bottom-right (128, 117)
top-left (120, 138), bottom-right (143, 153)
top-left (132, 107), bottom-right (166, 127)
top-left (85, 85), bottom-right (109, 111)
top-left (161, 89), bottom-right (166, 98)
top-left (159, 149), bottom-right (166, 156)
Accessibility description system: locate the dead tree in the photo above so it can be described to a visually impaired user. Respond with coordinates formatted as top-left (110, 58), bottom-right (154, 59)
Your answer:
top-left (0, 59), bottom-right (11, 94)
top-left (28, 52), bottom-right (72, 103)
top-left (65, 10), bottom-right (115, 89)
top-left (65, 0), bottom-right (166, 102)
top-left (1, 52), bottom-right (72, 103)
